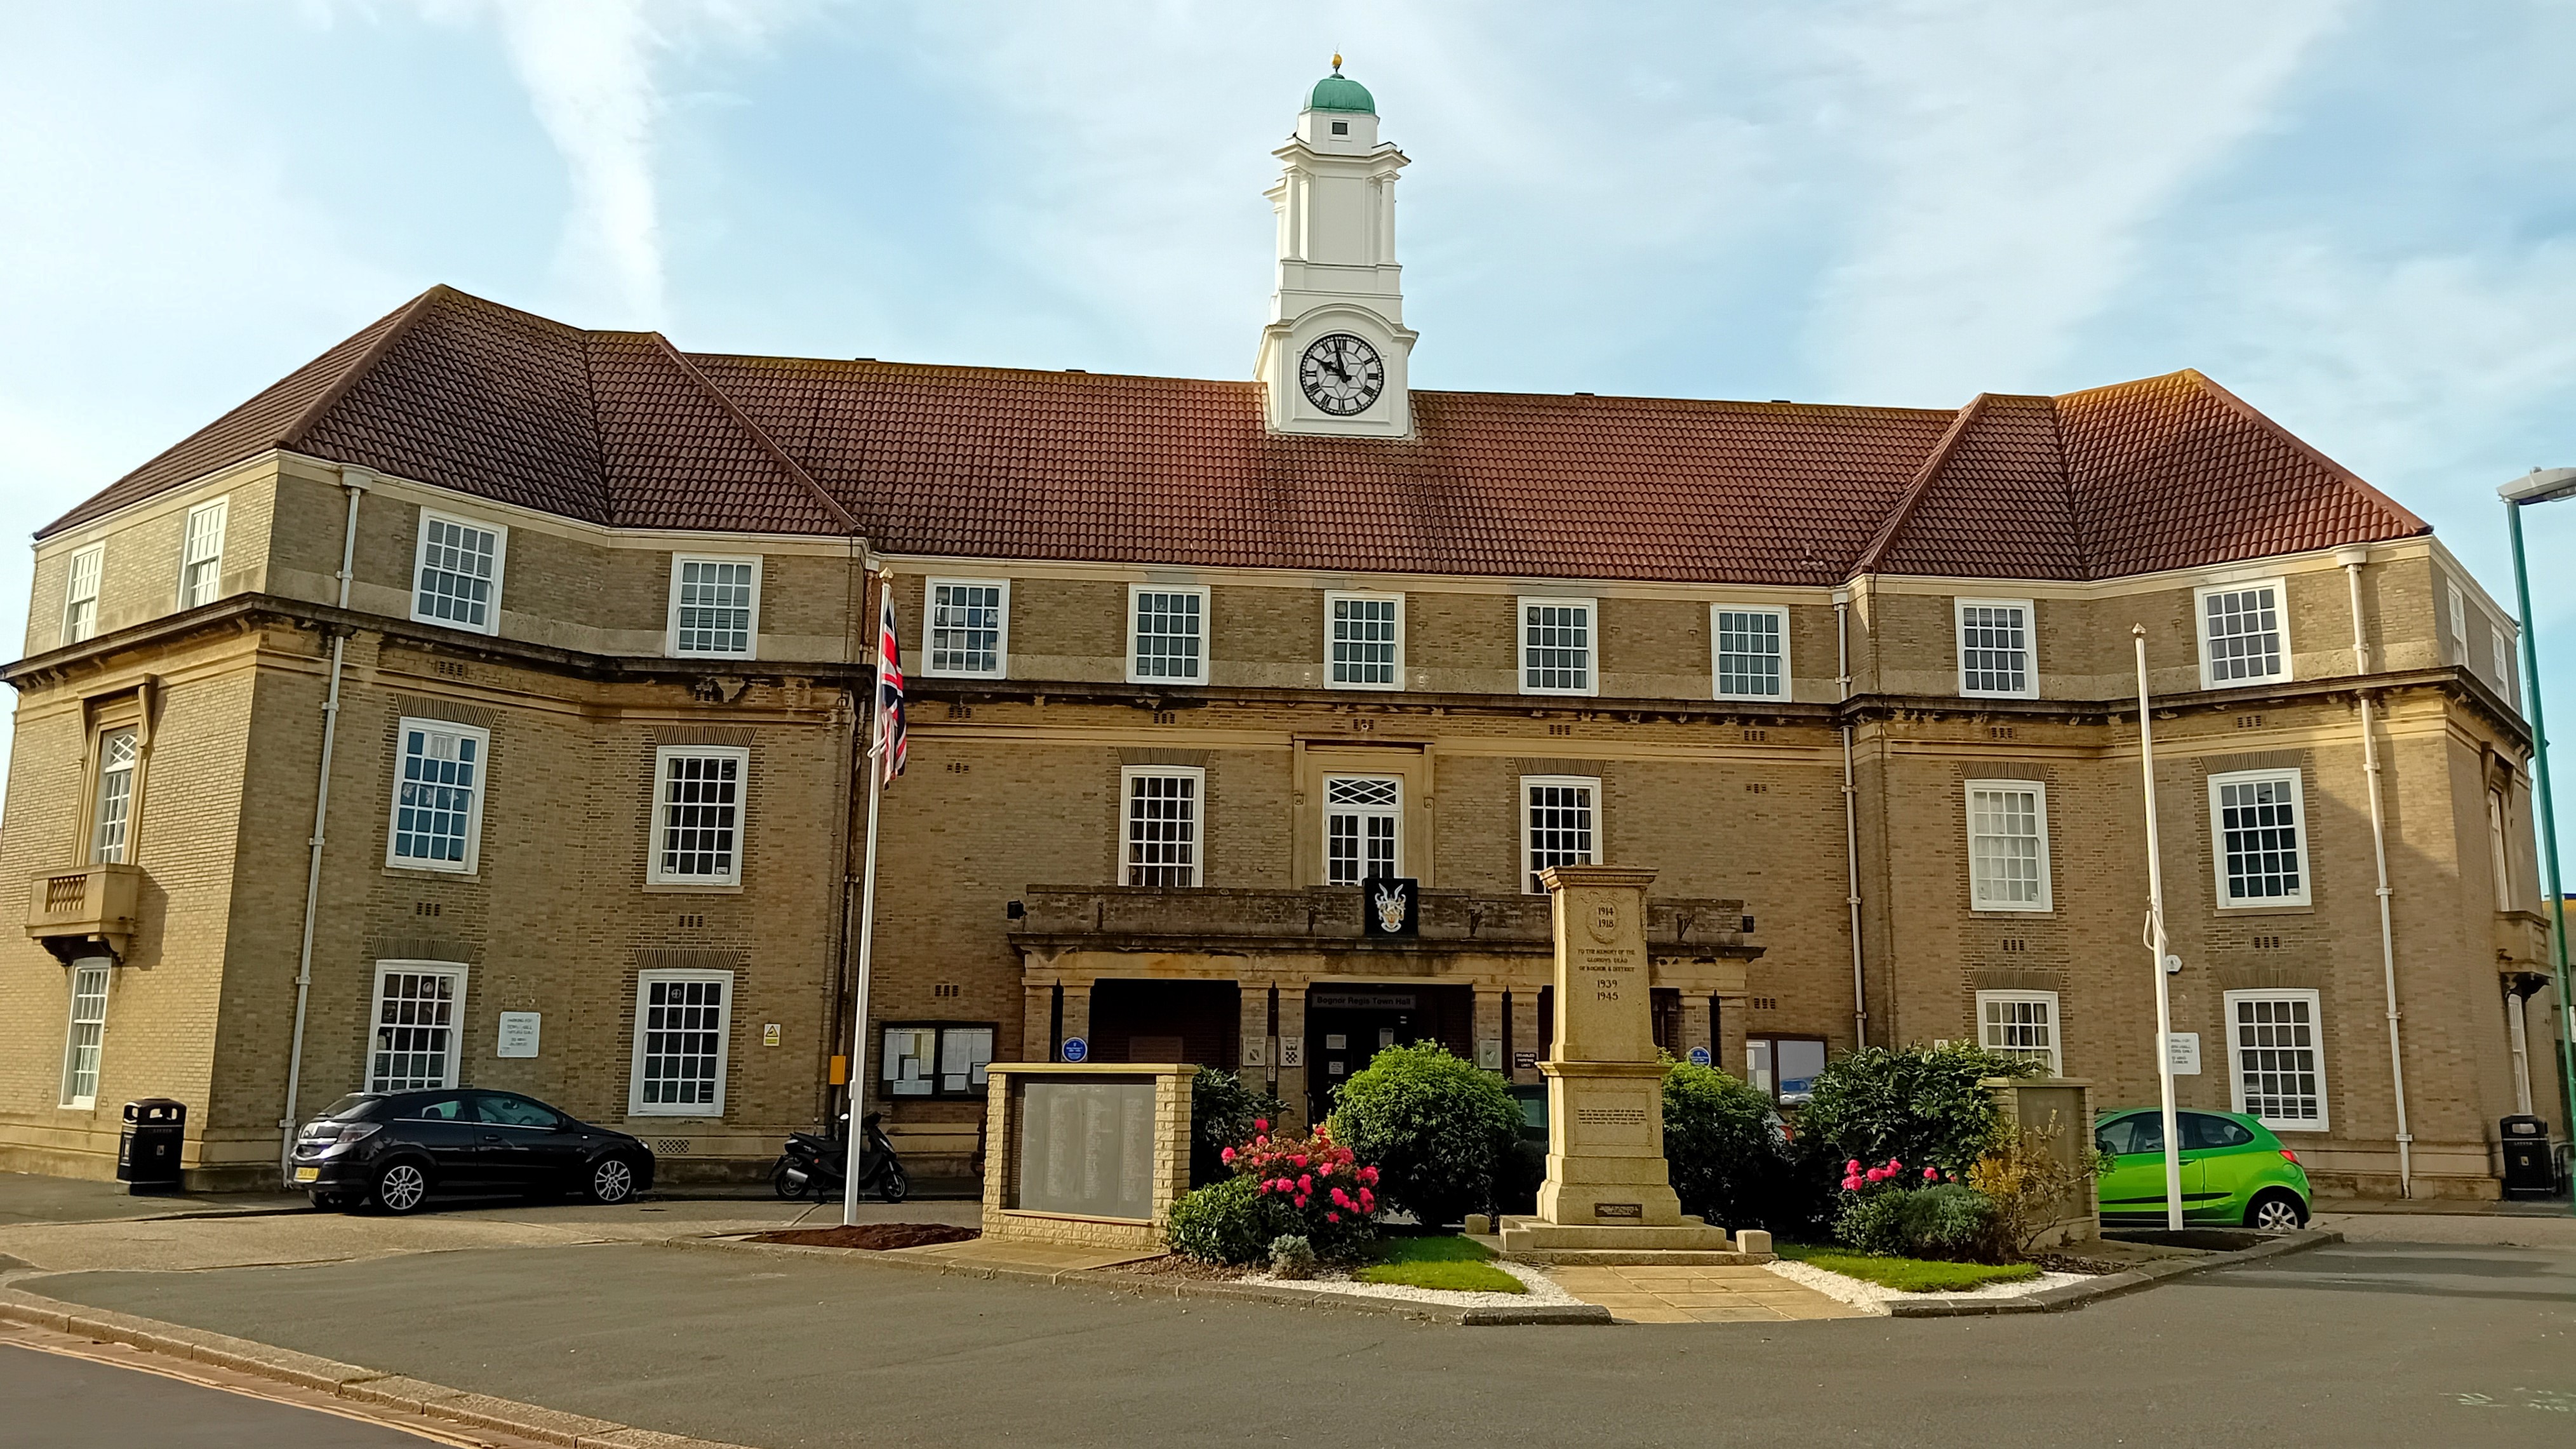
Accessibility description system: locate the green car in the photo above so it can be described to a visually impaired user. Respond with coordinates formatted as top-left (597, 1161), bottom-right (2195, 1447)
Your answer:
top-left (2093, 1107), bottom-right (2312, 1231)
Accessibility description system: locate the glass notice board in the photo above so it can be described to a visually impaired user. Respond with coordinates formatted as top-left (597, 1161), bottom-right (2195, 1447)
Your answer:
top-left (1013, 1076), bottom-right (1157, 1221)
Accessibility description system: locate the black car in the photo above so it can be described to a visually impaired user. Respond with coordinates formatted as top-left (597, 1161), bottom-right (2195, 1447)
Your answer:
top-left (289, 1089), bottom-right (655, 1213)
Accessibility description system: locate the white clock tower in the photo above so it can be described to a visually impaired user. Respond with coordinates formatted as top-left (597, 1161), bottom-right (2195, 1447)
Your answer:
top-left (1255, 60), bottom-right (1416, 438)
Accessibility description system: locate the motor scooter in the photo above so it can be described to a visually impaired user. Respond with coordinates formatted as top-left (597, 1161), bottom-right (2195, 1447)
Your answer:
top-left (773, 1111), bottom-right (909, 1203)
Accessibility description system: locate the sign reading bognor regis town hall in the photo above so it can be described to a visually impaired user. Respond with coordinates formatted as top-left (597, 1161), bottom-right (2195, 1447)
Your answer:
top-left (1, 64), bottom-right (2559, 1201)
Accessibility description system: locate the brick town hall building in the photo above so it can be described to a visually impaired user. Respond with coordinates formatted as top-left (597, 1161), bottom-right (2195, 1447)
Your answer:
top-left (3, 68), bottom-right (2561, 1199)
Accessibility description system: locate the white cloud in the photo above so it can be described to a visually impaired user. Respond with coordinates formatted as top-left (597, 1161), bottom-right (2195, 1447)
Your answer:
top-left (492, 0), bottom-right (671, 324)
top-left (1799, 0), bottom-right (2344, 405)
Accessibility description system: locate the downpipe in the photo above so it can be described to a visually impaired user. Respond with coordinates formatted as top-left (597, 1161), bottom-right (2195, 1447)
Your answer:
top-left (278, 469), bottom-right (367, 1180)
top-left (1836, 590), bottom-right (1867, 1050)
top-left (2340, 547), bottom-right (2413, 1198)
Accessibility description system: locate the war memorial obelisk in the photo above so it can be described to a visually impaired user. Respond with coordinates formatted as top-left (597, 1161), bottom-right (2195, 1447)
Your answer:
top-left (1499, 865), bottom-right (1770, 1263)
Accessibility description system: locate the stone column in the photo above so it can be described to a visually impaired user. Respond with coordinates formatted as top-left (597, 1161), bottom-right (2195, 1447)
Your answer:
top-left (1060, 982), bottom-right (1091, 1060)
top-left (1472, 985), bottom-right (1506, 1074)
top-left (1276, 982), bottom-right (1309, 1129)
top-left (1238, 980), bottom-right (1272, 1092)
top-left (1716, 992), bottom-right (1749, 1083)
top-left (1509, 989), bottom-right (1542, 1085)
top-left (1022, 982), bottom-right (1056, 1063)
top-left (1680, 994), bottom-right (1714, 1067)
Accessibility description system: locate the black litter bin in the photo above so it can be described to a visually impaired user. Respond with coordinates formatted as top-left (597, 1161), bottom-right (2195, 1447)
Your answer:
top-left (2500, 1115), bottom-right (2557, 1200)
top-left (117, 1098), bottom-right (185, 1195)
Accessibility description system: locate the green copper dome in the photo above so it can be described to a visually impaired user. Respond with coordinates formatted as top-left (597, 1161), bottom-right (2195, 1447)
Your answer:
top-left (1306, 69), bottom-right (1375, 115)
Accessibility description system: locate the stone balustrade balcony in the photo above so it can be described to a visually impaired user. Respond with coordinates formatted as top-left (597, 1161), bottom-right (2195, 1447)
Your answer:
top-left (1007, 885), bottom-right (1760, 959)
top-left (25, 863), bottom-right (143, 966)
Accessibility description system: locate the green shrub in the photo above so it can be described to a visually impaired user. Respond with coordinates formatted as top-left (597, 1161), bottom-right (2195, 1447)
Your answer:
top-left (1897, 1184), bottom-right (2003, 1261)
top-left (1797, 1043), bottom-right (2036, 1175)
top-left (1831, 1182), bottom-right (2005, 1261)
top-left (1662, 1058), bottom-right (1792, 1229)
top-left (1189, 1067), bottom-right (1285, 1187)
top-left (1165, 1176), bottom-right (1290, 1265)
top-left (1330, 1043), bottom-right (1521, 1227)
top-left (1267, 1234), bottom-right (1318, 1279)
top-left (1833, 1185), bottom-right (1914, 1255)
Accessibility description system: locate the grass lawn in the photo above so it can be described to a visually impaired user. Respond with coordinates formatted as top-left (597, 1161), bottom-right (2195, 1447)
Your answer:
top-left (1775, 1243), bottom-right (2041, 1293)
top-left (1352, 1234), bottom-right (1528, 1293)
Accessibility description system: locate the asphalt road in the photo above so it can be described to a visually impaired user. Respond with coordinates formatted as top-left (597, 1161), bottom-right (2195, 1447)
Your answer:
top-left (1, 1340), bottom-right (448, 1447)
top-left (26, 1237), bottom-right (2576, 1448)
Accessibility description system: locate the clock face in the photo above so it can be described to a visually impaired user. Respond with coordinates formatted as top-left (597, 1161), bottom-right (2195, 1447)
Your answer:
top-left (1298, 333), bottom-right (1385, 416)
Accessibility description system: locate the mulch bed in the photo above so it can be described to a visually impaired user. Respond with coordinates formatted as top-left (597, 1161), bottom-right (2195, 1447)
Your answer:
top-left (747, 1224), bottom-right (980, 1252)
top-left (1107, 1254), bottom-right (1251, 1281)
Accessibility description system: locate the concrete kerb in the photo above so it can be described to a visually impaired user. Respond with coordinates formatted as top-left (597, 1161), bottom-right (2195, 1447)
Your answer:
top-left (1883, 1229), bottom-right (2344, 1318)
top-left (657, 1232), bottom-right (1615, 1326)
top-left (0, 1283), bottom-right (754, 1448)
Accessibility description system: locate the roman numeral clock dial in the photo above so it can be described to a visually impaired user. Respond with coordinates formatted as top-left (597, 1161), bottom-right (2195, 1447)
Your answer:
top-left (1298, 333), bottom-right (1385, 416)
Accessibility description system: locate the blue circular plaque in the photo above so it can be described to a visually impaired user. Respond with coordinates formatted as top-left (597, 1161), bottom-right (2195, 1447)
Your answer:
top-left (1060, 1036), bottom-right (1089, 1063)
top-left (1686, 1046), bottom-right (1712, 1067)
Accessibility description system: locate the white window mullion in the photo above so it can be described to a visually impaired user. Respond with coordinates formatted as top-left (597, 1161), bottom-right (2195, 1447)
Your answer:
top-left (2210, 768), bottom-right (2310, 907)
top-left (1519, 598), bottom-right (1598, 695)
top-left (1323, 775), bottom-right (1402, 883)
top-left (90, 729), bottom-right (139, 865)
top-left (412, 511), bottom-right (506, 635)
top-left (63, 544), bottom-right (103, 645)
top-left (2197, 580), bottom-right (2290, 688)
top-left (1712, 604), bottom-right (1789, 700)
top-left (1521, 774), bottom-right (1599, 893)
top-left (387, 719), bottom-right (490, 872)
top-left (178, 498), bottom-right (229, 610)
top-left (1956, 598), bottom-right (2034, 698)
top-left (1128, 586), bottom-right (1208, 683)
top-left (1326, 592), bottom-right (1404, 690)
top-left (667, 555), bottom-right (761, 659)
top-left (2225, 989), bottom-right (2327, 1130)
top-left (631, 970), bottom-right (733, 1115)
top-left (367, 963), bottom-right (467, 1092)
top-left (1975, 990), bottom-right (2059, 1074)
top-left (925, 578), bottom-right (1009, 678)
top-left (59, 961), bottom-right (112, 1108)
top-left (1122, 766), bottom-right (1204, 886)
top-left (1965, 780), bottom-right (2051, 911)
top-left (650, 746), bottom-right (748, 886)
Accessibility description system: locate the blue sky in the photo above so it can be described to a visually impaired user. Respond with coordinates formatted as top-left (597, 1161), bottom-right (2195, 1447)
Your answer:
top-left (6, 1), bottom-right (2576, 831)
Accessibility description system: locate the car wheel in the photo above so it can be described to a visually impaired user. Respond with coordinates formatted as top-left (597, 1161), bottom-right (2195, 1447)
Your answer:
top-left (587, 1156), bottom-right (639, 1205)
top-left (878, 1163), bottom-right (909, 1205)
top-left (373, 1161), bottom-right (432, 1215)
top-left (2245, 1189), bottom-right (2307, 1231)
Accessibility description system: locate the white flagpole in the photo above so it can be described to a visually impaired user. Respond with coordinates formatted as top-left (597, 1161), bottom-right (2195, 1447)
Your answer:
top-left (2134, 625), bottom-right (2185, 1232)
top-left (843, 568), bottom-right (890, 1226)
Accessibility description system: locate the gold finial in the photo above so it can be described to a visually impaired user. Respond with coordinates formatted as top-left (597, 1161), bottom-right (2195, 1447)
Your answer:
top-left (1331, 52), bottom-right (1342, 72)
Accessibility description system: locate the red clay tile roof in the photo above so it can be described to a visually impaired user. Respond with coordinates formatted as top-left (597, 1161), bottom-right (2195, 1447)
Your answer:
top-left (43, 286), bottom-right (2429, 583)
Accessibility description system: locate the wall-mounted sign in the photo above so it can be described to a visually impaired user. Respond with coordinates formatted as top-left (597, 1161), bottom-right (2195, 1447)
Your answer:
top-left (1476, 1038), bottom-right (1504, 1071)
top-left (1513, 1050), bottom-right (1538, 1071)
top-left (1361, 877), bottom-right (1418, 937)
top-left (1686, 1046), bottom-right (1712, 1067)
top-left (1241, 1038), bottom-right (1267, 1067)
top-left (1060, 1036), bottom-right (1089, 1064)
top-left (1278, 1038), bottom-right (1304, 1068)
top-left (2166, 1032), bottom-right (2201, 1076)
top-left (496, 1012), bottom-right (540, 1058)
top-left (1309, 991), bottom-right (1415, 1012)
top-left (762, 1022), bottom-right (782, 1048)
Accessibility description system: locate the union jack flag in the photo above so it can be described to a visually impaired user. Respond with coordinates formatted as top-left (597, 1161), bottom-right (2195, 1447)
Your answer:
top-left (874, 578), bottom-right (907, 786)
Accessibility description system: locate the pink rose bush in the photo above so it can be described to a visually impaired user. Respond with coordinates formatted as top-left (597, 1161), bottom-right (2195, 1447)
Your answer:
top-left (1221, 1118), bottom-right (1380, 1259)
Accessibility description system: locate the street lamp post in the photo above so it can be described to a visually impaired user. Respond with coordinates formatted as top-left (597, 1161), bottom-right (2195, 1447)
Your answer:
top-left (2499, 465), bottom-right (2576, 1212)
